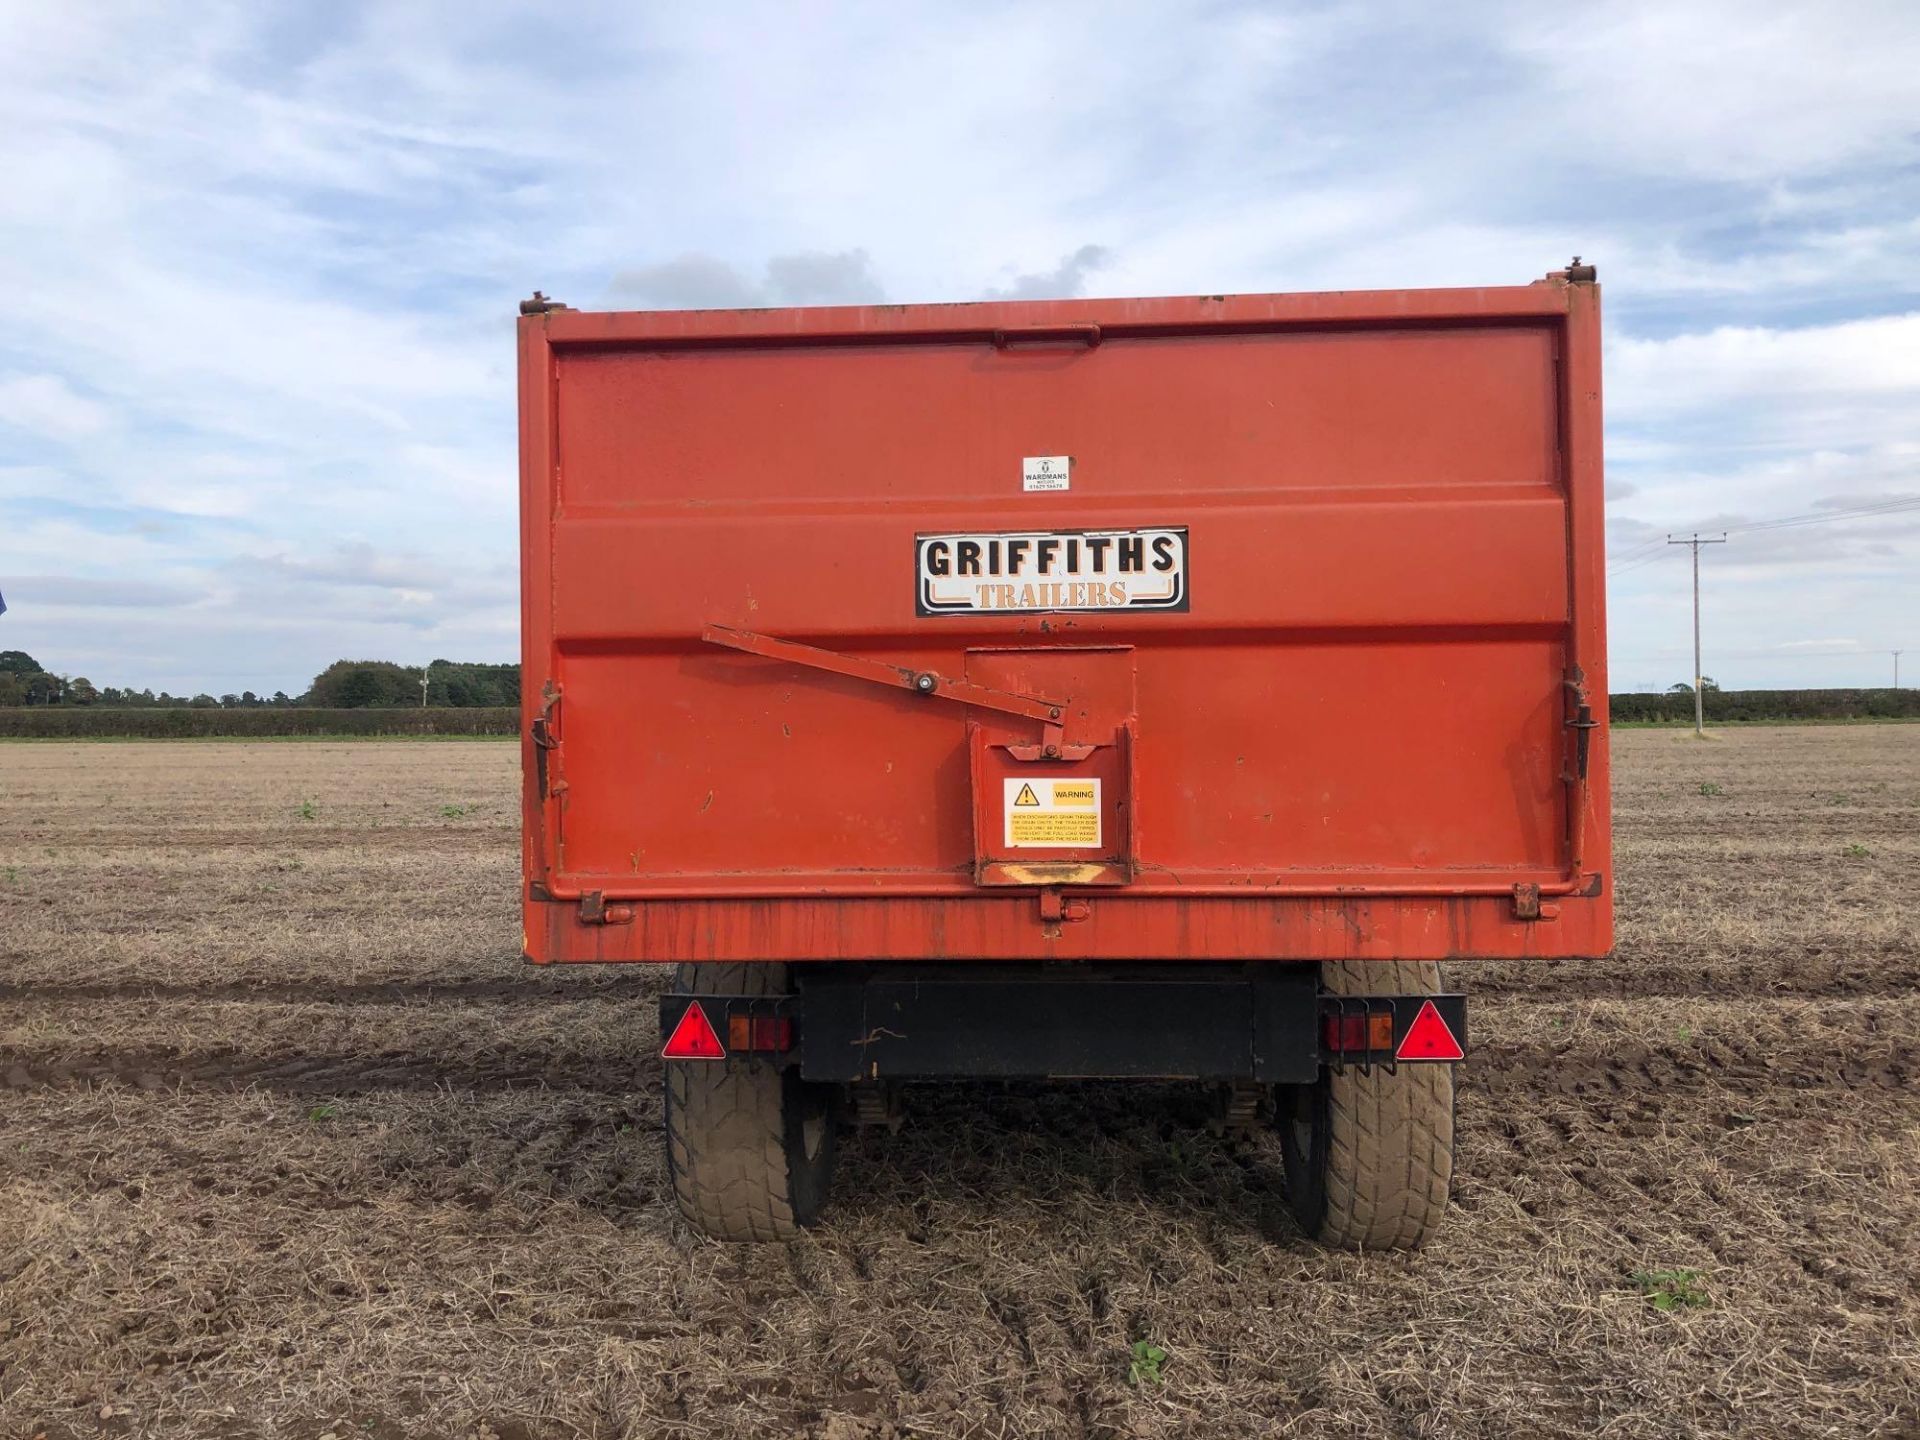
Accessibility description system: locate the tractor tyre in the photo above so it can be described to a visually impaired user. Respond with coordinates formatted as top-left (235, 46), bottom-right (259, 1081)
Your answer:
top-left (663, 962), bottom-right (837, 1241)
top-left (1277, 960), bottom-right (1455, 1250)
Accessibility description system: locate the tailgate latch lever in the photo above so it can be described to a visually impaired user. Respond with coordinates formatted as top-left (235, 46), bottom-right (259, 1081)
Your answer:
top-left (702, 624), bottom-right (1080, 752)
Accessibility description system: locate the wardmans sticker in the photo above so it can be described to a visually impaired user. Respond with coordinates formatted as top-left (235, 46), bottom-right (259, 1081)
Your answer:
top-left (916, 527), bottom-right (1188, 616)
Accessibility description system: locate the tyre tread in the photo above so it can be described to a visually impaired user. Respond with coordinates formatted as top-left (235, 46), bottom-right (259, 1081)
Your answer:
top-left (663, 963), bottom-right (804, 1242)
top-left (1315, 960), bottom-right (1455, 1250)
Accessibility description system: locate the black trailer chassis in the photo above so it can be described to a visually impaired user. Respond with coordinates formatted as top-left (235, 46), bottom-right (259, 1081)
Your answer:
top-left (660, 962), bottom-right (1467, 1082)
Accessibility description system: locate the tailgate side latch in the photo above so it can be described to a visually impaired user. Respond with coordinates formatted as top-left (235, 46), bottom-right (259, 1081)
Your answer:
top-left (530, 682), bottom-right (566, 800)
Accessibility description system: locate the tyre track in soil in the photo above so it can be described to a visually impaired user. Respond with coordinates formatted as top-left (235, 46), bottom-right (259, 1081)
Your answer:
top-left (0, 1047), bottom-right (662, 1096)
top-left (1469, 1036), bottom-right (1914, 1097)
top-left (3, 1031), bottom-right (1911, 1098)
top-left (7, 1097), bottom-right (664, 1219)
top-left (2, 826), bottom-right (515, 853)
top-left (3, 1121), bottom-right (654, 1252)
top-left (0, 975), bottom-right (664, 1004)
top-left (3, 945), bottom-right (1914, 1004)
top-left (1470, 951), bottom-right (1920, 1000)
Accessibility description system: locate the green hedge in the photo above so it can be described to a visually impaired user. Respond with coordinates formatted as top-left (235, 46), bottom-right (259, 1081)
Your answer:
top-left (1609, 688), bottom-right (1920, 724)
top-left (4, 689), bottom-right (1914, 738)
top-left (0, 706), bottom-right (519, 738)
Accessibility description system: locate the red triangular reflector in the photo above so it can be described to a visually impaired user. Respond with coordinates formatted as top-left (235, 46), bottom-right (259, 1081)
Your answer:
top-left (662, 1002), bottom-right (726, 1060)
top-left (1395, 1000), bottom-right (1464, 1061)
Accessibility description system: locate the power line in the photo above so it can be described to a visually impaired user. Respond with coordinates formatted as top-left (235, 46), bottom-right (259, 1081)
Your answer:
top-left (1605, 538), bottom-right (1672, 575)
top-left (1607, 548), bottom-right (1676, 579)
top-left (1723, 495), bottom-right (1920, 535)
top-left (1610, 534), bottom-right (1670, 562)
top-left (1614, 646), bottom-right (1900, 662)
top-left (1609, 491), bottom-right (1920, 575)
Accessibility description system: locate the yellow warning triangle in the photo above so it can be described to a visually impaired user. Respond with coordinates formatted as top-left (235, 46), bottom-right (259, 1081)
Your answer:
top-left (1013, 783), bottom-right (1040, 807)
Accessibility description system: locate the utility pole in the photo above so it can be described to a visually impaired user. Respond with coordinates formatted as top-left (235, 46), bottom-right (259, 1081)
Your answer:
top-left (420, 660), bottom-right (431, 708)
top-left (1667, 533), bottom-right (1726, 736)
top-left (1896, 650), bottom-right (1903, 689)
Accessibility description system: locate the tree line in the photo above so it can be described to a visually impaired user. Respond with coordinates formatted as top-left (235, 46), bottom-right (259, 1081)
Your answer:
top-left (1611, 686), bottom-right (1917, 723)
top-left (5, 647), bottom-right (1910, 725)
top-left (0, 651), bottom-right (518, 709)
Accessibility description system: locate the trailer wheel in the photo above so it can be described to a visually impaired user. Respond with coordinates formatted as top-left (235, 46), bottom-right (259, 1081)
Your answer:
top-left (1277, 960), bottom-right (1455, 1251)
top-left (663, 963), bottom-right (838, 1241)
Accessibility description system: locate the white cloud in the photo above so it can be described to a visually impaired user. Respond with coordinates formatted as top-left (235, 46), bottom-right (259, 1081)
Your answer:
top-left (247, 541), bottom-right (451, 592)
top-left (5, 576), bottom-right (203, 609)
top-left (1603, 218), bottom-right (1920, 300)
top-left (983, 245), bottom-right (1114, 301)
top-left (610, 250), bottom-right (886, 309)
top-left (1612, 314), bottom-right (1920, 421)
top-left (0, 374), bottom-right (112, 441)
top-left (1504, 1), bottom-right (1920, 181)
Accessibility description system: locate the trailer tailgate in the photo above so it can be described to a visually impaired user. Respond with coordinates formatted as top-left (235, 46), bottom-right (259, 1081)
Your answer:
top-left (519, 281), bottom-right (1610, 962)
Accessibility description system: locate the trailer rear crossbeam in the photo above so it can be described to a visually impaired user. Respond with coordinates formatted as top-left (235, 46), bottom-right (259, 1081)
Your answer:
top-left (660, 968), bottom-right (1466, 1083)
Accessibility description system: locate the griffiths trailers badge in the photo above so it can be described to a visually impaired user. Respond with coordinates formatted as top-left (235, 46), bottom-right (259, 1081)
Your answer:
top-left (916, 527), bottom-right (1188, 616)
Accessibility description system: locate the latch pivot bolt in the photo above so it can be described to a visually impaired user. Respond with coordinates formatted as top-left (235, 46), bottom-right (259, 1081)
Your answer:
top-left (914, 672), bottom-right (937, 693)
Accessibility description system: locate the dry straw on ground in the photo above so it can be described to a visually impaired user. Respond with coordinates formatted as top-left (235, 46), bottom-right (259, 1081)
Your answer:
top-left (1, 727), bottom-right (1916, 1438)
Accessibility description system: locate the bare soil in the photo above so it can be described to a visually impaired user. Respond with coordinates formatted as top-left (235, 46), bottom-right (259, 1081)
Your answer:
top-left (1, 729), bottom-right (1916, 1439)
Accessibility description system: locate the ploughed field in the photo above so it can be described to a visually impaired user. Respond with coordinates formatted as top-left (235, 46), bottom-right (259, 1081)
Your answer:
top-left (1, 727), bottom-right (1916, 1439)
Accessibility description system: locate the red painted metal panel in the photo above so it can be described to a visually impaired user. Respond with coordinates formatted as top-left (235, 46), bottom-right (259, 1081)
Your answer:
top-left (552, 324), bottom-right (1556, 509)
top-left (519, 275), bottom-right (1612, 963)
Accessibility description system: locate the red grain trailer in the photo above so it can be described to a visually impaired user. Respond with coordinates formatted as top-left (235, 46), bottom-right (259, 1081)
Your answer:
top-left (517, 264), bottom-right (1611, 1247)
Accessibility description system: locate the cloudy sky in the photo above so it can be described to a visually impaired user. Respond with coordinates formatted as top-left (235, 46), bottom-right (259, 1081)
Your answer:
top-left (1, 1), bottom-right (1916, 696)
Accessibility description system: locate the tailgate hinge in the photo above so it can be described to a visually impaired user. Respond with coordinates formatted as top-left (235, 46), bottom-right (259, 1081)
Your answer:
top-left (1037, 887), bottom-right (1092, 925)
top-left (1510, 883), bottom-right (1559, 922)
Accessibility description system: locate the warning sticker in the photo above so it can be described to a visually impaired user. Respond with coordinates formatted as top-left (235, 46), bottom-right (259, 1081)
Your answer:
top-left (1003, 776), bottom-right (1101, 849)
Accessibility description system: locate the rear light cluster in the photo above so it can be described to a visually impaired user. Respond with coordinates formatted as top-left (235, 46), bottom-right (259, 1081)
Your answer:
top-left (1320, 999), bottom-right (1465, 1063)
top-left (662, 1000), bottom-right (795, 1061)
top-left (1323, 1011), bottom-right (1395, 1055)
top-left (728, 1014), bottom-right (793, 1053)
